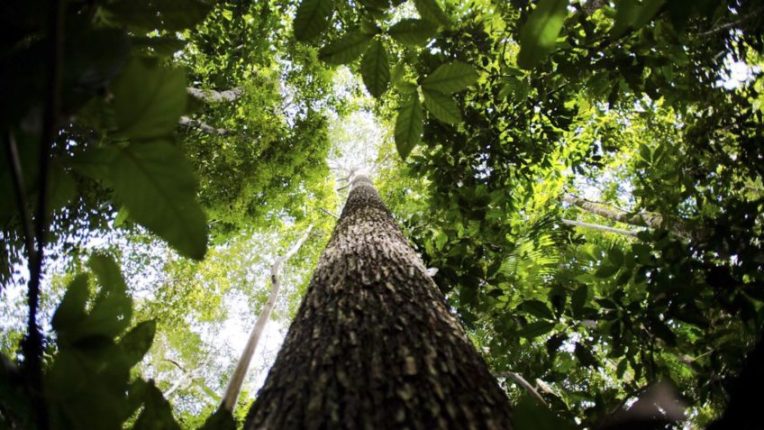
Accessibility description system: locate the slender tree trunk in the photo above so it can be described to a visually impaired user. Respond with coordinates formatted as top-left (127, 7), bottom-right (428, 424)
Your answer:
top-left (561, 219), bottom-right (639, 237)
top-left (187, 86), bottom-right (244, 103)
top-left (245, 174), bottom-right (512, 429)
top-left (562, 194), bottom-right (662, 228)
top-left (221, 225), bottom-right (314, 412)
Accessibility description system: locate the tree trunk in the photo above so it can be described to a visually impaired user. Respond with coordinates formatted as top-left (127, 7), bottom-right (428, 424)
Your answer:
top-left (245, 174), bottom-right (512, 429)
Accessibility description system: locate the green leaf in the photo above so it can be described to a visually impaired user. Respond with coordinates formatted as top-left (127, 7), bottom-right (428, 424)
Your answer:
top-left (52, 274), bottom-right (90, 334)
top-left (520, 299), bottom-right (555, 320)
top-left (612, 0), bottom-right (665, 37)
top-left (394, 93), bottom-right (423, 160)
top-left (318, 31), bottom-right (374, 65)
top-left (571, 285), bottom-right (589, 317)
top-left (133, 380), bottom-right (181, 430)
top-left (110, 142), bottom-right (208, 260)
top-left (516, 0), bottom-right (570, 69)
top-left (199, 408), bottom-right (236, 430)
top-left (574, 342), bottom-right (599, 367)
top-left (388, 19), bottom-right (438, 46)
top-left (119, 320), bottom-right (156, 368)
top-left (111, 57), bottom-right (187, 141)
top-left (87, 254), bottom-right (133, 339)
top-left (105, 0), bottom-right (212, 31)
top-left (512, 395), bottom-right (577, 430)
top-left (422, 89), bottom-right (461, 125)
top-left (360, 39), bottom-right (390, 98)
top-left (89, 253), bottom-right (128, 293)
top-left (413, 0), bottom-right (450, 26)
top-left (293, 0), bottom-right (334, 42)
top-left (421, 62), bottom-right (479, 94)
top-left (517, 321), bottom-right (556, 338)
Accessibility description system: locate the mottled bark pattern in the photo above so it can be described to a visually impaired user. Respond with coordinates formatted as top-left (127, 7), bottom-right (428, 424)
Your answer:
top-left (245, 176), bottom-right (512, 429)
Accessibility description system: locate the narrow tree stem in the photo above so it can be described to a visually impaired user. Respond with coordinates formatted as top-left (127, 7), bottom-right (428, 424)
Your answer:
top-left (3, 132), bottom-right (36, 271)
top-left (499, 371), bottom-right (547, 406)
top-left (220, 224), bottom-right (314, 412)
top-left (562, 219), bottom-right (639, 237)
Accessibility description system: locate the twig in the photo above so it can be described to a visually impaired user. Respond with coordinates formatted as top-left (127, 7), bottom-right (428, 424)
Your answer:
top-left (3, 132), bottom-right (36, 270)
top-left (498, 371), bottom-right (547, 406)
top-left (319, 208), bottom-right (338, 219)
top-left (697, 7), bottom-right (764, 37)
top-left (561, 219), bottom-right (639, 237)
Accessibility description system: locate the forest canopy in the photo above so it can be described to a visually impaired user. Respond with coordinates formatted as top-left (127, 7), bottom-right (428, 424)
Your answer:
top-left (1, 0), bottom-right (763, 428)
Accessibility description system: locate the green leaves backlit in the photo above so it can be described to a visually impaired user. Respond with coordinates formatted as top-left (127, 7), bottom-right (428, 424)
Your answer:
top-left (421, 61), bottom-right (479, 94)
top-left (294, 0), bottom-right (334, 42)
top-left (395, 93), bottom-right (424, 160)
top-left (71, 57), bottom-right (208, 260)
top-left (360, 40), bottom-right (391, 98)
top-left (517, 0), bottom-right (569, 69)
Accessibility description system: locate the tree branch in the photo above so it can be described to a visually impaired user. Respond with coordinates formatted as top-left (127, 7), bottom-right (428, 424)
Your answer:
top-left (178, 116), bottom-right (232, 136)
top-left (187, 86), bottom-right (244, 103)
top-left (497, 371), bottom-right (547, 406)
top-left (562, 219), bottom-right (639, 237)
top-left (220, 224), bottom-right (314, 412)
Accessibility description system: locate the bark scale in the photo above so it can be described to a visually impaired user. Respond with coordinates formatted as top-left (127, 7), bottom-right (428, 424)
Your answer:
top-left (245, 175), bottom-right (512, 429)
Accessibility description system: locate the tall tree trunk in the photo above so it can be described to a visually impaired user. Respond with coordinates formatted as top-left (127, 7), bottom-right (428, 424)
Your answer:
top-left (245, 174), bottom-right (512, 429)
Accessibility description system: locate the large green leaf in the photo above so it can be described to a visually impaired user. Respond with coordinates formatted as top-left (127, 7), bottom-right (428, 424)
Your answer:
top-left (516, 0), bottom-right (569, 69)
top-left (394, 93), bottom-right (423, 160)
top-left (360, 40), bottom-right (390, 98)
top-left (517, 321), bottom-right (556, 338)
top-left (51, 274), bottom-right (90, 334)
top-left (119, 320), bottom-right (156, 368)
top-left (133, 380), bottom-right (181, 430)
top-left (86, 254), bottom-right (133, 339)
top-left (611, 0), bottom-right (665, 37)
top-left (421, 62), bottom-right (479, 94)
top-left (422, 89), bottom-right (461, 125)
top-left (388, 19), bottom-right (438, 46)
top-left (413, 0), bottom-right (450, 26)
top-left (293, 0), bottom-right (334, 42)
top-left (111, 57), bottom-right (187, 141)
top-left (318, 31), bottom-right (375, 65)
top-left (110, 142), bottom-right (208, 260)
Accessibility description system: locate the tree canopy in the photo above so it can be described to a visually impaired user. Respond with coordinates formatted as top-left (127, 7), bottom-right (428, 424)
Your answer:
top-left (1, 0), bottom-right (764, 428)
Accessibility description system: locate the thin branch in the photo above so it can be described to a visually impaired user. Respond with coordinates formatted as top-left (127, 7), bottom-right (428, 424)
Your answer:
top-left (187, 86), bottom-right (244, 103)
top-left (697, 7), bottom-right (764, 38)
top-left (178, 116), bottom-right (231, 136)
top-left (497, 371), bottom-right (547, 406)
top-left (220, 225), bottom-right (314, 412)
top-left (562, 219), bottom-right (639, 237)
top-left (3, 132), bottom-right (36, 268)
top-left (319, 208), bottom-right (338, 219)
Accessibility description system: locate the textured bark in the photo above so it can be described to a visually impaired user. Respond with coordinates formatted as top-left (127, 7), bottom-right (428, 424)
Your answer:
top-left (187, 86), bottom-right (244, 103)
top-left (178, 116), bottom-right (231, 136)
top-left (245, 175), bottom-right (512, 429)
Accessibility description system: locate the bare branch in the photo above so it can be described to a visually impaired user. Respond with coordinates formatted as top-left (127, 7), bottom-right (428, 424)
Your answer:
top-left (187, 86), bottom-right (244, 103)
top-left (497, 371), bottom-right (548, 406)
top-left (562, 219), bottom-right (640, 237)
top-left (220, 225), bottom-right (315, 412)
top-left (179, 116), bottom-right (231, 136)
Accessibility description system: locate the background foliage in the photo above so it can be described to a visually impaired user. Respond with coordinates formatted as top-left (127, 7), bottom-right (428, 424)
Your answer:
top-left (2, 0), bottom-right (764, 428)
